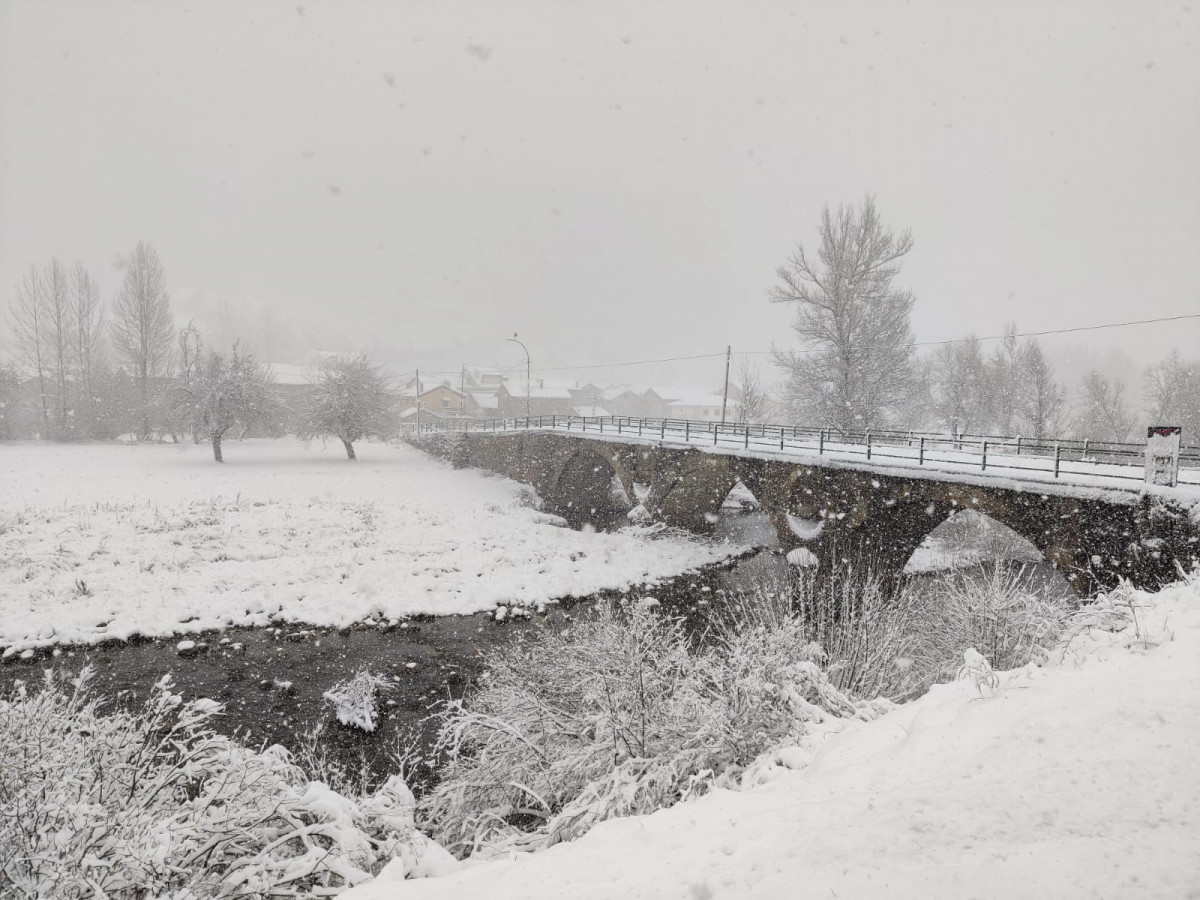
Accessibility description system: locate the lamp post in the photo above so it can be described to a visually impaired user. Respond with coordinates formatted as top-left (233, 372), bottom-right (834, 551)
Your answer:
top-left (507, 333), bottom-right (530, 418)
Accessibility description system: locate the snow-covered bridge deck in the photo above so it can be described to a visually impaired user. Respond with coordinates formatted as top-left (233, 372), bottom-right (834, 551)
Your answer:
top-left (424, 415), bottom-right (1200, 498)
top-left (417, 419), bottom-right (1200, 597)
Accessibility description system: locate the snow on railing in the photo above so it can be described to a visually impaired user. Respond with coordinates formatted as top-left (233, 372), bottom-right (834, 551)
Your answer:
top-left (407, 415), bottom-right (1200, 490)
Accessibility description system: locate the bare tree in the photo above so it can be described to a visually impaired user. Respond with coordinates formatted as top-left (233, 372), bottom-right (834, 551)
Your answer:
top-left (770, 197), bottom-right (916, 431)
top-left (986, 323), bottom-right (1023, 434)
top-left (110, 242), bottom-right (175, 440)
top-left (733, 357), bottom-right (769, 424)
top-left (175, 321), bottom-right (205, 441)
top-left (1143, 350), bottom-right (1200, 440)
top-left (0, 361), bottom-right (21, 439)
top-left (928, 336), bottom-right (988, 435)
top-left (175, 341), bottom-right (272, 462)
top-left (1016, 340), bottom-right (1066, 441)
top-left (71, 262), bottom-right (105, 439)
top-left (299, 354), bottom-right (395, 459)
top-left (1074, 370), bottom-right (1133, 443)
top-left (43, 260), bottom-right (73, 437)
top-left (9, 265), bottom-right (50, 435)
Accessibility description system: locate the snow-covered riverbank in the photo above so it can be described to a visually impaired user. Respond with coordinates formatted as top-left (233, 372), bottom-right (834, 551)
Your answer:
top-left (0, 440), bottom-right (737, 652)
top-left (345, 576), bottom-right (1200, 899)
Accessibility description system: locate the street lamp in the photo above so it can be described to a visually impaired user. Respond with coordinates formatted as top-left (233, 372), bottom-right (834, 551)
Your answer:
top-left (507, 333), bottom-right (531, 418)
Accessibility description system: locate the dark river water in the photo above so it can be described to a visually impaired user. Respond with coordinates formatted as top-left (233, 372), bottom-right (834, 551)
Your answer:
top-left (0, 505), bottom-right (1073, 793)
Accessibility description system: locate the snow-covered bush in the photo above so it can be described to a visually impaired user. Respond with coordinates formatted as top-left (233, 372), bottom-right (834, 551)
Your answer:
top-left (793, 562), bottom-right (1071, 701)
top-left (0, 668), bottom-right (452, 897)
top-left (898, 564), bottom-right (1070, 687)
top-left (324, 669), bottom-right (394, 733)
top-left (420, 600), bottom-right (884, 858)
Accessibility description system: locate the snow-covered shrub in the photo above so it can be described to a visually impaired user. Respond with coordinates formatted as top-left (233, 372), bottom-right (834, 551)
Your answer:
top-left (788, 564), bottom-right (924, 700)
top-left (793, 563), bottom-right (1071, 701)
top-left (420, 599), bottom-right (882, 857)
top-left (324, 669), bottom-right (394, 733)
top-left (901, 564), bottom-right (1070, 683)
top-left (0, 668), bottom-right (451, 897)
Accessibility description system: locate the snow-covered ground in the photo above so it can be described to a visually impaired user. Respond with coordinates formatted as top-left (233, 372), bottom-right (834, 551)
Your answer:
top-left (345, 577), bottom-right (1200, 900)
top-left (0, 440), bottom-right (737, 652)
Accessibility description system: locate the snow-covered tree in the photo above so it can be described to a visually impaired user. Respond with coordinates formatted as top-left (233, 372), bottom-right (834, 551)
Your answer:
top-left (176, 341), bottom-right (273, 462)
top-left (770, 197), bottom-right (917, 431)
top-left (1143, 350), bottom-right (1200, 441)
top-left (110, 242), bottom-right (175, 440)
top-left (9, 264), bottom-right (51, 435)
top-left (0, 361), bottom-right (21, 440)
top-left (986, 323), bottom-right (1024, 434)
top-left (734, 357), bottom-right (769, 424)
top-left (300, 354), bottom-right (395, 459)
top-left (70, 262), bottom-right (106, 440)
top-left (1016, 340), bottom-right (1066, 441)
top-left (928, 336), bottom-right (989, 435)
top-left (42, 259), bottom-right (73, 438)
top-left (1074, 370), bottom-right (1134, 443)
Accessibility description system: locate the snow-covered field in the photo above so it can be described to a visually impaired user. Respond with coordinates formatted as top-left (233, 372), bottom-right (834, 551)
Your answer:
top-left (347, 578), bottom-right (1200, 900)
top-left (0, 440), bottom-right (736, 652)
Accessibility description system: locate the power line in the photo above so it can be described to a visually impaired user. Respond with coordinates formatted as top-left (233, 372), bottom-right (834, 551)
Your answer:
top-left (397, 311), bottom-right (1200, 380)
top-left (754, 311), bottom-right (1200, 356)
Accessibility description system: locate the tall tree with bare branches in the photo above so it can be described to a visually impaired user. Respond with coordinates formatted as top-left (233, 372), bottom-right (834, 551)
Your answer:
top-left (1016, 340), bottom-right (1067, 441)
top-left (41, 259), bottom-right (74, 437)
top-left (734, 357), bottom-right (769, 424)
top-left (1074, 370), bottom-right (1133, 443)
top-left (770, 197), bottom-right (916, 431)
top-left (71, 262), bottom-right (105, 438)
top-left (928, 336), bottom-right (989, 435)
top-left (110, 242), bottom-right (175, 439)
top-left (1143, 350), bottom-right (1200, 441)
top-left (10, 265), bottom-right (50, 435)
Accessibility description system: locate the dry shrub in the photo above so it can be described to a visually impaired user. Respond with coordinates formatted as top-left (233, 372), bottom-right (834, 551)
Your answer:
top-left (0, 668), bottom-right (449, 897)
top-left (420, 599), bottom-right (885, 858)
top-left (794, 562), bottom-right (1071, 701)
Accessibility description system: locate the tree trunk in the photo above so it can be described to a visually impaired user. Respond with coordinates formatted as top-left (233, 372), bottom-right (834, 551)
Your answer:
top-left (342, 438), bottom-right (356, 460)
top-left (211, 432), bottom-right (223, 463)
top-left (140, 367), bottom-right (149, 442)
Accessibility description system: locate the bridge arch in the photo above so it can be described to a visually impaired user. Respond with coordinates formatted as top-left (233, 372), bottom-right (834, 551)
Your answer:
top-left (644, 451), bottom-right (740, 533)
top-left (547, 448), bottom-right (631, 531)
top-left (900, 508), bottom-right (1074, 593)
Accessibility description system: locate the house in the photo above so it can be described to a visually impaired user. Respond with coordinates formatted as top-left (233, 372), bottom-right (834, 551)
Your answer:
top-left (396, 376), bottom-right (467, 417)
top-left (499, 381), bottom-right (576, 417)
top-left (655, 386), bottom-right (739, 423)
top-left (264, 363), bottom-right (316, 432)
top-left (467, 391), bottom-right (500, 418)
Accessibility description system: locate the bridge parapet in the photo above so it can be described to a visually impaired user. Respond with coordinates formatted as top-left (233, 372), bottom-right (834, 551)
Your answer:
top-left (414, 424), bottom-right (1200, 597)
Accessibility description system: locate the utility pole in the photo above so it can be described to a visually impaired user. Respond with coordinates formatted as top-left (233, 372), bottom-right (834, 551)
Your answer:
top-left (460, 364), bottom-right (466, 422)
top-left (507, 333), bottom-right (530, 418)
top-left (720, 345), bottom-right (731, 425)
top-left (414, 368), bottom-right (420, 433)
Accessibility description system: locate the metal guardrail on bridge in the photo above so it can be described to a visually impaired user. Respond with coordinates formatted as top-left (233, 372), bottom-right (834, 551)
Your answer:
top-left (410, 415), bottom-right (1200, 490)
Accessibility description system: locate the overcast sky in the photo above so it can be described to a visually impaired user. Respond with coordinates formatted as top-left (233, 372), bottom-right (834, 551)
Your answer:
top-left (1, 0), bottom-right (1197, 385)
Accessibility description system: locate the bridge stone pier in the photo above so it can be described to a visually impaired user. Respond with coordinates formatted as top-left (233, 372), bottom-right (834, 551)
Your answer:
top-left (419, 430), bottom-right (1200, 597)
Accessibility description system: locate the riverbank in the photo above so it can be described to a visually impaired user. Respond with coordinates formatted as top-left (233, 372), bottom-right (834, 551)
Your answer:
top-left (344, 576), bottom-right (1200, 900)
top-left (0, 439), bottom-right (739, 653)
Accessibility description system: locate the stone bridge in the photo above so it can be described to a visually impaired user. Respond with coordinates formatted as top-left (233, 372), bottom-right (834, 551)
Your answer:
top-left (419, 430), bottom-right (1200, 597)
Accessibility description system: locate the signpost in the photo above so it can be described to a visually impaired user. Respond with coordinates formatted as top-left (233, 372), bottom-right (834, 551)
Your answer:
top-left (1145, 426), bottom-right (1181, 487)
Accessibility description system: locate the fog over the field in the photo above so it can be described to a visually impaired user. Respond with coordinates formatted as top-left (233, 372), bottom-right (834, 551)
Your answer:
top-left (1, 0), bottom-right (1197, 384)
